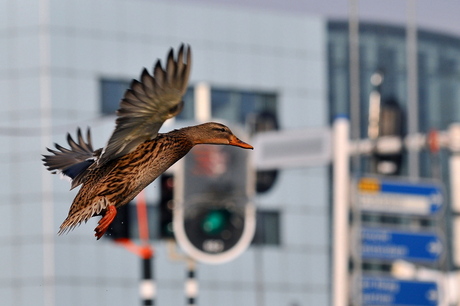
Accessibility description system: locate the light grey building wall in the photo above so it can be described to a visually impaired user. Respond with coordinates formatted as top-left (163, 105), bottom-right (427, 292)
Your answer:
top-left (0, 0), bottom-right (329, 305)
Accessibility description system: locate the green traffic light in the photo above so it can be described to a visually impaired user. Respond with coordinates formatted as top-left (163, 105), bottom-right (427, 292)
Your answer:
top-left (201, 209), bottom-right (230, 235)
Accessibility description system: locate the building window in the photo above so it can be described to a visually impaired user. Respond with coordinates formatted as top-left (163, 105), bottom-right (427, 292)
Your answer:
top-left (176, 87), bottom-right (195, 120)
top-left (100, 79), bottom-right (278, 129)
top-left (100, 78), bottom-right (195, 117)
top-left (252, 210), bottom-right (281, 246)
top-left (211, 88), bottom-right (277, 125)
top-left (178, 87), bottom-right (278, 128)
top-left (100, 78), bottom-right (130, 115)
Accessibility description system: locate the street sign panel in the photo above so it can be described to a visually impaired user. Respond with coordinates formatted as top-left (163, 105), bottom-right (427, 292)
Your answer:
top-left (361, 276), bottom-right (438, 306)
top-left (356, 177), bottom-right (444, 216)
top-left (361, 227), bottom-right (443, 263)
top-left (251, 127), bottom-right (331, 170)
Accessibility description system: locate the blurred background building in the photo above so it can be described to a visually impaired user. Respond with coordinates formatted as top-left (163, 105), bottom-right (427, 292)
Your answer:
top-left (1, 0), bottom-right (460, 305)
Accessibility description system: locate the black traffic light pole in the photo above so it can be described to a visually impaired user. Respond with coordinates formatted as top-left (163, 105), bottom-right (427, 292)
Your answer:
top-left (185, 260), bottom-right (198, 306)
top-left (141, 254), bottom-right (155, 306)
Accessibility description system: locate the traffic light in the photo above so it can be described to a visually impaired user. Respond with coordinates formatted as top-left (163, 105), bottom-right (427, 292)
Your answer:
top-left (202, 209), bottom-right (230, 235)
top-left (173, 126), bottom-right (255, 264)
top-left (159, 174), bottom-right (175, 238)
top-left (181, 199), bottom-right (248, 255)
top-left (250, 111), bottom-right (279, 193)
top-left (375, 97), bottom-right (404, 175)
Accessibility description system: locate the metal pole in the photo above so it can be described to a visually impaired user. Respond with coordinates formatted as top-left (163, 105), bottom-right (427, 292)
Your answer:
top-left (185, 260), bottom-right (198, 306)
top-left (406, 0), bottom-right (419, 178)
top-left (368, 71), bottom-right (384, 173)
top-left (447, 123), bottom-right (460, 306)
top-left (194, 82), bottom-right (211, 123)
top-left (349, 0), bottom-right (361, 173)
top-left (141, 257), bottom-right (155, 306)
top-left (449, 124), bottom-right (460, 270)
top-left (332, 117), bottom-right (350, 306)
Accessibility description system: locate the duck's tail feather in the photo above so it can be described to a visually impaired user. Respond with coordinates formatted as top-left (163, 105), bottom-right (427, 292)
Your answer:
top-left (58, 197), bottom-right (110, 237)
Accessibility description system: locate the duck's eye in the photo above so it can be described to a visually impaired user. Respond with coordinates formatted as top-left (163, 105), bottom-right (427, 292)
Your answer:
top-left (213, 127), bottom-right (227, 133)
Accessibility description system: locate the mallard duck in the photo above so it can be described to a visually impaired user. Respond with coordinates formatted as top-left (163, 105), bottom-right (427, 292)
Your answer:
top-left (42, 44), bottom-right (253, 239)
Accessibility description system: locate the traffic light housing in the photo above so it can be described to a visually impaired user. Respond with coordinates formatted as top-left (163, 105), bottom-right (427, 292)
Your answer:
top-left (375, 97), bottom-right (404, 175)
top-left (181, 200), bottom-right (248, 255)
top-left (173, 126), bottom-right (255, 264)
top-left (159, 174), bottom-right (175, 238)
top-left (250, 111), bottom-right (279, 193)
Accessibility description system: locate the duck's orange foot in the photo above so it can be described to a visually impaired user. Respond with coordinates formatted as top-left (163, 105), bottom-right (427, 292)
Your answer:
top-left (94, 205), bottom-right (117, 240)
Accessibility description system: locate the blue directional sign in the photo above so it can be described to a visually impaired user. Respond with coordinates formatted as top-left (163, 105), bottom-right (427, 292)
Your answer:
top-left (362, 227), bottom-right (443, 263)
top-left (362, 276), bottom-right (438, 306)
top-left (356, 177), bottom-right (444, 216)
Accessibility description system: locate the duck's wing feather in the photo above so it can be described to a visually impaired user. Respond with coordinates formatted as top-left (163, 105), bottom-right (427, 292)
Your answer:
top-left (42, 127), bottom-right (98, 189)
top-left (98, 44), bottom-right (191, 165)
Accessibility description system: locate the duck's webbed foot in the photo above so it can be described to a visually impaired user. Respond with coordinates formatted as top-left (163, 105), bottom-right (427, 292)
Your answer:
top-left (94, 205), bottom-right (117, 240)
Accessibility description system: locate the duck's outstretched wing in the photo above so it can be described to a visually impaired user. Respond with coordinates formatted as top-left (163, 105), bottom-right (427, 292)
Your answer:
top-left (42, 127), bottom-right (98, 189)
top-left (98, 44), bottom-right (192, 165)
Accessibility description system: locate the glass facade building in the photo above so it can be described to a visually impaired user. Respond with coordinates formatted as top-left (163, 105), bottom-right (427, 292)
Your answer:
top-left (329, 21), bottom-right (460, 131)
top-left (328, 21), bottom-right (460, 178)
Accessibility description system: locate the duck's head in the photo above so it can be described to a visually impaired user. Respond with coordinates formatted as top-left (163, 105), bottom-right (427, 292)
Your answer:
top-left (188, 122), bottom-right (253, 149)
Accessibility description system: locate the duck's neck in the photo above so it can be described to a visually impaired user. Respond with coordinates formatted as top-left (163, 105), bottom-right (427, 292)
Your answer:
top-left (172, 124), bottom-right (208, 146)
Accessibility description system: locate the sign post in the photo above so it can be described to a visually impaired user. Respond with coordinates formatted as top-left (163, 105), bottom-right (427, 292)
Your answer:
top-left (332, 117), bottom-right (351, 306)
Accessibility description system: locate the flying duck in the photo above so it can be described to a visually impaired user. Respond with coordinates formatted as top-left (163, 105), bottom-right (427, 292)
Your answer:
top-left (42, 45), bottom-right (253, 239)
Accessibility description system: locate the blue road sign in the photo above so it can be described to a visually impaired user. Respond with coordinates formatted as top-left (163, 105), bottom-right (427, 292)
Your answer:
top-left (362, 276), bottom-right (438, 306)
top-left (362, 227), bottom-right (443, 263)
top-left (356, 177), bottom-right (444, 216)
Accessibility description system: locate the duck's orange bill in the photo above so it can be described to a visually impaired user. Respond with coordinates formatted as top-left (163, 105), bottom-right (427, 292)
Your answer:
top-left (229, 136), bottom-right (254, 149)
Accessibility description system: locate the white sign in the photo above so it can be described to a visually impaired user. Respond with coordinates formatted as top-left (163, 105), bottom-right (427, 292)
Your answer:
top-left (251, 127), bottom-right (331, 170)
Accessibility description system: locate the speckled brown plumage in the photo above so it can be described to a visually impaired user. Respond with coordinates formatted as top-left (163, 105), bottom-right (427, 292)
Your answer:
top-left (57, 130), bottom-right (194, 235)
